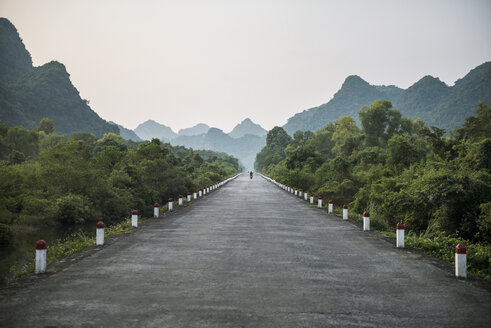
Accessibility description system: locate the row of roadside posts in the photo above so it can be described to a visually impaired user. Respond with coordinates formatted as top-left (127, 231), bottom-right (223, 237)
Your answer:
top-left (259, 174), bottom-right (468, 279)
top-left (34, 174), bottom-right (240, 275)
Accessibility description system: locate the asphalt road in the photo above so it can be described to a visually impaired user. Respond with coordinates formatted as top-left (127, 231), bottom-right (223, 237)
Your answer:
top-left (0, 174), bottom-right (490, 327)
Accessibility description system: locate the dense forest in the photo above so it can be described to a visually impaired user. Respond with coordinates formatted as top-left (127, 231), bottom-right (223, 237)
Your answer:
top-left (256, 100), bottom-right (491, 245)
top-left (0, 119), bottom-right (240, 246)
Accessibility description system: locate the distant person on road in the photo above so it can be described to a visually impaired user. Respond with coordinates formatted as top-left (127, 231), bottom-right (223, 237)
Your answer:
top-left (250, 171), bottom-right (253, 179)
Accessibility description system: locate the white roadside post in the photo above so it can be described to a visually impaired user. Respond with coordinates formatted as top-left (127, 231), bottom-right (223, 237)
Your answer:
top-left (153, 203), bottom-right (160, 218)
top-left (168, 198), bottom-right (173, 212)
top-left (318, 196), bottom-right (323, 209)
top-left (294, 189), bottom-right (298, 196)
top-left (199, 189), bottom-right (202, 197)
top-left (304, 192), bottom-right (308, 201)
top-left (96, 221), bottom-right (105, 245)
top-left (187, 192), bottom-right (191, 202)
top-left (132, 210), bottom-right (138, 227)
top-left (178, 195), bottom-right (183, 206)
top-left (35, 240), bottom-right (47, 274)
top-left (363, 211), bottom-right (370, 231)
top-left (343, 205), bottom-right (348, 220)
top-left (328, 200), bottom-right (333, 214)
top-left (291, 187), bottom-right (294, 194)
top-left (194, 191), bottom-right (197, 199)
top-left (310, 194), bottom-right (314, 204)
top-left (299, 190), bottom-right (303, 198)
top-left (455, 243), bottom-right (467, 279)
top-left (396, 222), bottom-right (405, 248)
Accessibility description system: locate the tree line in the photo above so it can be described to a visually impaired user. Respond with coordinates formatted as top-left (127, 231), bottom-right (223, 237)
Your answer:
top-left (0, 119), bottom-right (240, 245)
top-left (256, 100), bottom-right (490, 244)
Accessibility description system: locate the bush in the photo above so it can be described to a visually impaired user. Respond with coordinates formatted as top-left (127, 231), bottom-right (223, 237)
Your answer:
top-left (54, 194), bottom-right (93, 224)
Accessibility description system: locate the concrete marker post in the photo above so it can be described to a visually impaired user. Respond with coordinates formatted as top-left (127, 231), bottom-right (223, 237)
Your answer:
top-left (310, 194), bottom-right (314, 204)
top-left (299, 190), bottom-right (303, 198)
top-left (396, 222), bottom-right (405, 248)
top-left (132, 210), bottom-right (138, 227)
top-left (168, 198), bottom-right (173, 212)
top-left (363, 211), bottom-right (370, 231)
top-left (318, 196), bottom-right (323, 209)
top-left (194, 191), bottom-right (197, 199)
top-left (35, 240), bottom-right (47, 274)
top-left (304, 192), bottom-right (308, 201)
top-left (153, 203), bottom-right (160, 218)
top-left (294, 189), bottom-right (298, 196)
top-left (455, 243), bottom-right (467, 279)
top-left (343, 205), bottom-right (348, 220)
top-left (178, 195), bottom-right (183, 206)
top-left (187, 192), bottom-right (191, 202)
top-left (328, 200), bottom-right (333, 214)
top-left (199, 189), bottom-right (202, 197)
top-left (96, 221), bottom-right (105, 245)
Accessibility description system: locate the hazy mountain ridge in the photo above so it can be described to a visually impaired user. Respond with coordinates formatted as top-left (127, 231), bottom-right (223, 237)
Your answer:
top-left (283, 62), bottom-right (491, 134)
top-left (229, 118), bottom-right (267, 138)
top-left (0, 18), bottom-right (119, 137)
top-left (178, 123), bottom-right (210, 136)
top-left (134, 120), bottom-right (177, 141)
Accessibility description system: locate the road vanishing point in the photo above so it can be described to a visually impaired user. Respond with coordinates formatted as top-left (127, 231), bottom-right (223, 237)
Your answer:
top-left (0, 174), bottom-right (490, 327)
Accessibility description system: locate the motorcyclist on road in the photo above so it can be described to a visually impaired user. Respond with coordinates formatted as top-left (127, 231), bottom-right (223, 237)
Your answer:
top-left (250, 171), bottom-right (253, 179)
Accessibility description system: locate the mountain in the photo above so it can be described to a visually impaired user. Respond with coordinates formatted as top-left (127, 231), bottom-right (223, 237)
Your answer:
top-left (229, 118), bottom-right (267, 138)
top-left (134, 120), bottom-right (177, 141)
top-left (0, 18), bottom-right (32, 83)
top-left (172, 127), bottom-right (265, 169)
top-left (178, 123), bottom-right (210, 136)
top-left (0, 18), bottom-right (119, 137)
top-left (109, 122), bottom-right (142, 141)
top-left (283, 62), bottom-right (491, 134)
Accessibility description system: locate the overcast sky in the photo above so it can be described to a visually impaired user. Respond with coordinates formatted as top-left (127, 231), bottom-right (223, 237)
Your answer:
top-left (1, 0), bottom-right (490, 132)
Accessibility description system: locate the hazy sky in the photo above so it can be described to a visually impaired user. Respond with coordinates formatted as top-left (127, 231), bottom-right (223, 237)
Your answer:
top-left (1, 0), bottom-right (490, 132)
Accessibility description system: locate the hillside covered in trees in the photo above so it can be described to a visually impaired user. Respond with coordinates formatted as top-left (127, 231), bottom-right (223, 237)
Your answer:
top-left (283, 62), bottom-right (491, 135)
top-left (0, 18), bottom-right (119, 137)
top-left (257, 101), bottom-right (491, 246)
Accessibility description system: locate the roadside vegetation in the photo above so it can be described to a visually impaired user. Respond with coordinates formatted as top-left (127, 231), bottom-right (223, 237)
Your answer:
top-left (0, 120), bottom-right (240, 248)
top-left (256, 100), bottom-right (490, 279)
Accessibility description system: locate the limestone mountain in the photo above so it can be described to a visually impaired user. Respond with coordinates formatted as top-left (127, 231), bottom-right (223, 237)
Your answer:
top-left (178, 123), bottom-right (210, 136)
top-left (0, 18), bottom-right (119, 137)
top-left (229, 118), bottom-right (267, 138)
top-left (283, 62), bottom-right (491, 134)
top-left (134, 120), bottom-right (177, 141)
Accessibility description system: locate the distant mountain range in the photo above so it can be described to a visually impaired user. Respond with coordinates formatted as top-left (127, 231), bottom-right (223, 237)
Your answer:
top-left (0, 18), bottom-right (118, 137)
top-left (283, 62), bottom-right (491, 134)
top-left (129, 118), bottom-right (267, 169)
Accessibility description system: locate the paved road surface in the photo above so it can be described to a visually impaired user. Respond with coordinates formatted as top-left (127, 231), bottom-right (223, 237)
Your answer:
top-left (1, 174), bottom-right (490, 327)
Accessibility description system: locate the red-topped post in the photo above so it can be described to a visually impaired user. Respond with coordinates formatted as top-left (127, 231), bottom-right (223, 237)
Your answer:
top-left (187, 192), bottom-right (191, 202)
top-left (35, 240), bottom-right (47, 274)
top-left (328, 200), bottom-right (333, 214)
top-left (304, 192), bottom-right (308, 201)
top-left (96, 221), bottom-right (105, 245)
top-left (343, 205), bottom-right (348, 220)
top-left (455, 243), bottom-right (467, 278)
top-left (154, 203), bottom-right (160, 218)
top-left (363, 211), bottom-right (370, 231)
top-left (168, 198), bottom-right (173, 211)
top-left (310, 193), bottom-right (314, 204)
top-left (178, 195), bottom-right (183, 206)
top-left (193, 191), bottom-right (197, 199)
top-left (318, 196), bottom-right (323, 209)
top-left (131, 210), bottom-right (138, 227)
top-left (396, 222), bottom-right (405, 248)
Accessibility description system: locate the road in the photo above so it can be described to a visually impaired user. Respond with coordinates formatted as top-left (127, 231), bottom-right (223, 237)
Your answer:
top-left (0, 174), bottom-right (490, 327)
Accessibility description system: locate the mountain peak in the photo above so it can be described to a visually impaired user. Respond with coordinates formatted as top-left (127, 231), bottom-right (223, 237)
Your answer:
top-left (134, 120), bottom-right (177, 141)
top-left (0, 17), bottom-right (33, 83)
top-left (178, 123), bottom-right (210, 136)
top-left (229, 118), bottom-right (267, 138)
